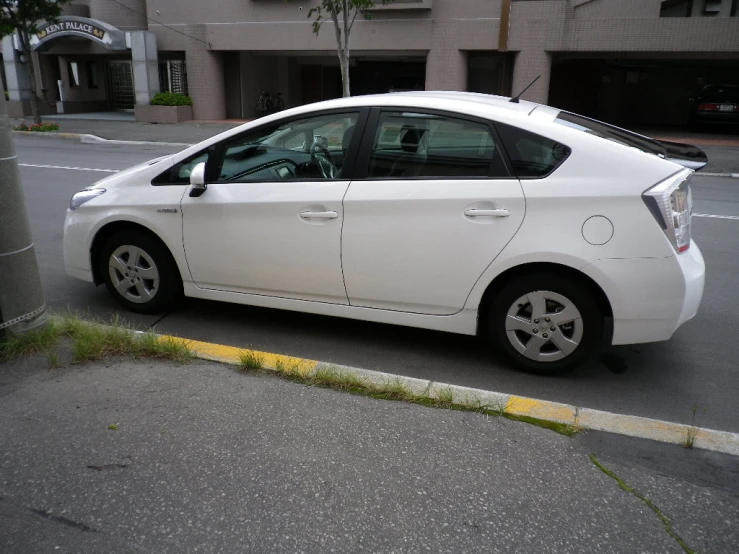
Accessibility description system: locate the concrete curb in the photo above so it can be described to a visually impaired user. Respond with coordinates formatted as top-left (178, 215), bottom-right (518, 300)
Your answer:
top-left (157, 335), bottom-right (739, 457)
top-left (699, 172), bottom-right (739, 178)
top-left (12, 130), bottom-right (192, 148)
top-left (79, 134), bottom-right (192, 148)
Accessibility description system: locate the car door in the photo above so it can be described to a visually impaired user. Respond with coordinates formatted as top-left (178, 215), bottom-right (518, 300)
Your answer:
top-left (341, 109), bottom-right (526, 315)
top-left (180, 109), bottom-right (364, 304)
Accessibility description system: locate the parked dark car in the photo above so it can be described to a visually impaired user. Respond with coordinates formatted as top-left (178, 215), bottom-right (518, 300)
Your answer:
top-left (688, 85), bottom-right (739, 129)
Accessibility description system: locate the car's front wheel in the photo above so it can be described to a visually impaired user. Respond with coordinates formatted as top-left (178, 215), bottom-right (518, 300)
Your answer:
top-left (100, 230), bottom-right (182, 314)
top-left (487, 273), bottom-right (603, 374)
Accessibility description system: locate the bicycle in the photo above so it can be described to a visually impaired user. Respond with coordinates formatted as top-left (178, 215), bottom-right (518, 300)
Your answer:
top-left (255, 89), bottom-right (285, 118)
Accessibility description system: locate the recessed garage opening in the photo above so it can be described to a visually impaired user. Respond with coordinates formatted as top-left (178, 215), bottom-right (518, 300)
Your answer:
top-left (549, 55), bottom-right (739, 131)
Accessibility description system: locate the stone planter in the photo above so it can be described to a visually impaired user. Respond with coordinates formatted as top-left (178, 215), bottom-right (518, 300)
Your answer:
top-left (135, 104), bottom-right (193, 124)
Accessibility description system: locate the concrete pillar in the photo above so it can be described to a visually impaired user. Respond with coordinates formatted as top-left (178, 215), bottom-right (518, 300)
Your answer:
top-left (425, 47), bottom-right (467, 91)
top-left (3, 36), bottom-right (31, 103)
top-left (130, 31), bottom-right (159, 106)
top-left (184, 25), bottom-right (226, 121)
top-left (511, 49), bottom-right (552, 104)
top-left (0, 92), bottom-right (48, 337)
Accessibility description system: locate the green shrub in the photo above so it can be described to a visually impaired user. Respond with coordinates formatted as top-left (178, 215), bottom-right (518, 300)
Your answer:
top-left (151, 92), bottom-right (193, 106)
top-left (13, 122), bottom-right (60, 132)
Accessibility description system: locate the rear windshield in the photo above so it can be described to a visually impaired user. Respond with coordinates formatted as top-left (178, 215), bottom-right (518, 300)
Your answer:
top-left (555, 111), bottom-right (666, 157)
top-left (700, 85), bottom-right (739, 103)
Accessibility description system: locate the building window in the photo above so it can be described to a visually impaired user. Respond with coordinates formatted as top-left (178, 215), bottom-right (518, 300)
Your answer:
top-left (159, 60), bottom-right (188, 96)
top-left (731, 0), bottom-right (737, 15)
top-left (86, 62), bottom-right (98, 89)
top-left (660, 0), bottom-right (693, 16)
top-left (703, 0), bottom-right (722, 14)
top-left (67, 61), bottom-right (79, 88)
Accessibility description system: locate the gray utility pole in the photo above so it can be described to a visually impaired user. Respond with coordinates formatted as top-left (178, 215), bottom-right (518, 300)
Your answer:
top-left (0, 91), bottom-right (47, 339)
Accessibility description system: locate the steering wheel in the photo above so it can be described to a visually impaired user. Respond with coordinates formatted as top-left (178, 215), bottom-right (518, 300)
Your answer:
top-left (309, 142), bottom-right (338, 179)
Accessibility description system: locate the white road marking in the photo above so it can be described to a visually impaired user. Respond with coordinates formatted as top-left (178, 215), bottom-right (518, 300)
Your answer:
top-left (694, 213), bottom-right (739, 221)
top-left (19, 163), bottom-right (119, 173)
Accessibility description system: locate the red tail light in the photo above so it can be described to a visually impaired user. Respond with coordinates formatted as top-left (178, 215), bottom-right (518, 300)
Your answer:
top-left (697, 103), bottom-right (719, 111)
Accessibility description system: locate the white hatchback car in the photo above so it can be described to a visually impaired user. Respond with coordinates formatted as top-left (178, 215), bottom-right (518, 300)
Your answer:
top-left (64, 92), bottom-right (705, 373)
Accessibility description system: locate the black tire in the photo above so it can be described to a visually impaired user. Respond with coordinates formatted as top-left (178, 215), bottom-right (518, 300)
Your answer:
top-left (487, 273), bottom-right (603, 375)
top-left (100, 229), bottom-right (182, 314)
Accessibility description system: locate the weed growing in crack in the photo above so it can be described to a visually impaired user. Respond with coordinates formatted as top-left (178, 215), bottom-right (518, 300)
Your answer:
top-left (590, 454), bottom-right (695, 554)
top-left (683, 403), bottom-right (703, 449)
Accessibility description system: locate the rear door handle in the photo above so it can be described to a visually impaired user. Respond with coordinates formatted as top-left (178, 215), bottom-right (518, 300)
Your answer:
top-left (464, 208), bottom-right (510, 218)
top-left (300, 211), bottom-right (338, 220)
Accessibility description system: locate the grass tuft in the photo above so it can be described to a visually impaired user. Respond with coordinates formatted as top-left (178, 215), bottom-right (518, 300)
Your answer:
top-left (238, 350), bottom-right (265, 371)
top-left (0, 321), bottom-right (61, 363)
top-left (504, 413), bottom-right (579, 437)
top-left (1, 313), bottom-right (194, 367)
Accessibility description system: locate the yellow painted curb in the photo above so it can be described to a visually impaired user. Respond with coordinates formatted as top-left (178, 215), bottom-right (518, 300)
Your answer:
top-left (158, 335), bottom-right (318, 375)
top-left (12, 131), bottom-right (81, 140)
top-left (505, 396), bottom-right (577, 425)
top-left (149, 331), bottom-right (739, 456)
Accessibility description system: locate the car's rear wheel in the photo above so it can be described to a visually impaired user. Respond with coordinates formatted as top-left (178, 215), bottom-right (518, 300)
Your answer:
top-left (487, 273), bottom-right (602, 374)
top-left (100, 230), bottom-right (182, 314)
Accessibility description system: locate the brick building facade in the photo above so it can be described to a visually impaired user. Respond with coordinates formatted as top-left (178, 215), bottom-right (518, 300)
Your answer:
top-left (2, 0), bottom-right (738, 125)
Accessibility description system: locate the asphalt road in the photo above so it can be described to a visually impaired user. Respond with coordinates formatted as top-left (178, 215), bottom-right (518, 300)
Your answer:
top-left (15, 136), bottom-right (739, 434)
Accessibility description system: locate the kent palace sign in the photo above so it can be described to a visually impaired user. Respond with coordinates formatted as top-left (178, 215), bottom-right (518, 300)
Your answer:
top-left (29, 17), bottom-right (127, 51)
top-left (36, 20), bottom-right (106, 41)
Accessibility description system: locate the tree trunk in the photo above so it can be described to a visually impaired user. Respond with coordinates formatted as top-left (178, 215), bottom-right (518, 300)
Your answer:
top-left (332, 14), bottom-right (350, 98)
top-left (18, 31), bottom-right (42, 124)
top-left (342, 3), bottom-right (351, 98)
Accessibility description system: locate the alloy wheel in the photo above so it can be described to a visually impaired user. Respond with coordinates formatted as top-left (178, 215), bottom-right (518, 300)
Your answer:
top-left (108, 245), bottom-right (160, 304)
top-left (504, 290), bottom-right (584, 362)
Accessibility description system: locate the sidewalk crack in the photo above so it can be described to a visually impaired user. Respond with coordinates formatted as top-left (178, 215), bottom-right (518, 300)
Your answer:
top-left (589, 454), bottom-right (696, 554)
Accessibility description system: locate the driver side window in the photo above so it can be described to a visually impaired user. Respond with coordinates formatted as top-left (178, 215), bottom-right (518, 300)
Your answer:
top-left (211, 111), bottom-right (360, 183)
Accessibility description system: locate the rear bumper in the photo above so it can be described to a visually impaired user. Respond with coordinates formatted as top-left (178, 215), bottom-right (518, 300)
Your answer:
top-left (582, 242), bottom-right (705, 345)
top-left (692, 111), bottom-right (739, 125)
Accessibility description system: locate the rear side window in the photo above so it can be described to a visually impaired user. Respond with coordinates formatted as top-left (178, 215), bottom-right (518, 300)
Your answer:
top-left (367, 111), bottom-right (510, 179)
top-left (495, 123), bottom-right (571, 178)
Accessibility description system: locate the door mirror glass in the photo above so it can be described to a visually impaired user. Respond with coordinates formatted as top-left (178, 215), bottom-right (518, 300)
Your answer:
top-left (190, 162), bottom-right (206, 187)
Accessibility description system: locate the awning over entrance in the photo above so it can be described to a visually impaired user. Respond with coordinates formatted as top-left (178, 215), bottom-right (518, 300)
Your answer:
top-left (29, 16), bottom-right (127, 51)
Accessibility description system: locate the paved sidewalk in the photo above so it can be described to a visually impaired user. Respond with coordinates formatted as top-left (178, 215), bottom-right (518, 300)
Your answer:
top-left (1, 355), bottom-right (737, 553)
top-left (11, 117), bottom-right (243, 144)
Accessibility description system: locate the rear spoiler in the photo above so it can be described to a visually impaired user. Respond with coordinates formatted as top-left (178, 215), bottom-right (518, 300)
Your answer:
top-left (656, 140), bottom-right (708, 171)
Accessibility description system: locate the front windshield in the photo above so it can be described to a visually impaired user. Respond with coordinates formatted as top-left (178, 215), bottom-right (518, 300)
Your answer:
top-left (555, 111), bottom-right (666, 157)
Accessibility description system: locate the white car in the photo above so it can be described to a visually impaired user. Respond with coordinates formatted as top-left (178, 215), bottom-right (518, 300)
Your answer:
top-left (63, 92), bottom-right (705, 373)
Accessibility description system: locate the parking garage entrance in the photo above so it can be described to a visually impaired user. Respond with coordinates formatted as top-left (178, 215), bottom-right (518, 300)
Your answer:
top-left (549, 54), bottom-right (739, 129)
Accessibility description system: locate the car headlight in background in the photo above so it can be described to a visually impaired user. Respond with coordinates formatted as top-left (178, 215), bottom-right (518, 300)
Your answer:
top-left (642, 171), bottom-right (693, 254)
top-left (70, 188), bottom-right (106, 211)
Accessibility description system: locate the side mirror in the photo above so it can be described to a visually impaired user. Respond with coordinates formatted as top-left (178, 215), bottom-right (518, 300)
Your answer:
top-left (189, 162), bottom-right (207, 198)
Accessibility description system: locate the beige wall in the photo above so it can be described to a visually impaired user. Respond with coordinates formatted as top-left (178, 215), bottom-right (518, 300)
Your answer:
top-left (508, 0), bottom-right (739, 103)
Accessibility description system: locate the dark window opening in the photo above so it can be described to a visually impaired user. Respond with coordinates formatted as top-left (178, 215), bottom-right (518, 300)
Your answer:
top-left (86, 62), bottom-right (98, 89)
top-left (67, 61), bottom-right (79, 88)
top-left (660, 0), bottom-right (693, 17)
top-left (158, 60), bottom-right (188, 96)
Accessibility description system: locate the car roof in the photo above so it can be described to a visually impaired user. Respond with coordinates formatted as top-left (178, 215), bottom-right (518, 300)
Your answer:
top-left (285, 91), bottom-right (545, 119)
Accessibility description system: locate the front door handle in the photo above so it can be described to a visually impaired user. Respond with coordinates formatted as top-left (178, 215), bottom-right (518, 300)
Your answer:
top-left (464, 208), bottom-right (510, 218)
top-left (300, 211), bottom-right (338, 220)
